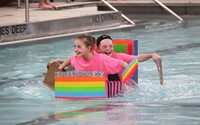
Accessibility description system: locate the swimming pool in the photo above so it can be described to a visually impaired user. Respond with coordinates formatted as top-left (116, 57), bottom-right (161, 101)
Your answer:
top-left (0, 18), bottom-right (200, 125)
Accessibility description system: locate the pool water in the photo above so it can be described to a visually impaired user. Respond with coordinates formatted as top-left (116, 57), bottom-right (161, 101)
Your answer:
top-left (0, 18), bottom-right (200, 125)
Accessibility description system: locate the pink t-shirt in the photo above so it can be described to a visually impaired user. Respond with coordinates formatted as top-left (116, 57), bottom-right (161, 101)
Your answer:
top-left (111, 52), bottom-right (136, 64)
top-left (70, 52), bottom-right (124, 78)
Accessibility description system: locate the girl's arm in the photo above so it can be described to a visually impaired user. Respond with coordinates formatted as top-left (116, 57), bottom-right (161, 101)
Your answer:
top-left (58, 57), bottom-right (71, 70)
top-left (50, 59), bottom-right (65, 64)
top-left (137, 53), bottom-right (161, 63)
top-left (121, 61), bottom-right (128, 68)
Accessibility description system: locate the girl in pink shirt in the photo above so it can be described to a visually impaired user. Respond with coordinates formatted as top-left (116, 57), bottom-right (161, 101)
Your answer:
top-left (58, 34), bottom-right (128, 80)
top-left (96, 35), bottom-right (161, 64)
top-left (96, 35), bottom-right (162, 82)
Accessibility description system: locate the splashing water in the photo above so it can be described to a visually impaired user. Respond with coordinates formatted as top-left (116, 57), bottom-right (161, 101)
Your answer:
top-left (0, 77), bottom-right (54, 100)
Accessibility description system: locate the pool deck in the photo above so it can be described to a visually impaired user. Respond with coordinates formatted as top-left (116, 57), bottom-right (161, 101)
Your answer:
top-left (0, 0), bottom-right (200, 45)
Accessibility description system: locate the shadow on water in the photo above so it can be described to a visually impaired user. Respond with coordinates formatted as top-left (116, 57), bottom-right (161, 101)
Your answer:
top-left (155, 42), bottom-right (200, 56)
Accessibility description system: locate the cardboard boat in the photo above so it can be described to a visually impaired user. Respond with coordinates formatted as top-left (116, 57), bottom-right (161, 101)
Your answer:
top-left (43, 40), bottom-right (138, 100)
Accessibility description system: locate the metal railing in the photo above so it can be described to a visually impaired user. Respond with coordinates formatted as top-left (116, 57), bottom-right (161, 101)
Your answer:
top-left (17, 0), bottom-right (29, 22)
top-left (17, 0), bottom-right (21, 8)
top-left (101, 0), bottom-right (135, 25)
top-left (101, 0), bottom-right (184, 24)
top-left (25, 0), bottom-right (30, 22)
top-left (153, 0), bottom-right (184, 22)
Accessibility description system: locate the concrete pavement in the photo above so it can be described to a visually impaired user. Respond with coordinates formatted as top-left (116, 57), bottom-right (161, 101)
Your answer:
top-left (0, 2), bottom-right (128, 44)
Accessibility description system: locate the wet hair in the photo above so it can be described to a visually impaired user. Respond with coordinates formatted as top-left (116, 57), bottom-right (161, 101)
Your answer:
top-left (75, 34), bottom-right (96, 50)
top-left (96, 35), bottom-right (112, 47)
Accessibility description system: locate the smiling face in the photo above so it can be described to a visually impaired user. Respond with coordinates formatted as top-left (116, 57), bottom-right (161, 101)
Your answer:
top-left (98, 39), bottom-right (114, 56)
top-left (74, 38), bottom-right (91, 58)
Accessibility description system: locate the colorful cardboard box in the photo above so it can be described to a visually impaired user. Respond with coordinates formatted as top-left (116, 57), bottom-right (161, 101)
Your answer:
top-left (55, 71), bottom-right (122, 100)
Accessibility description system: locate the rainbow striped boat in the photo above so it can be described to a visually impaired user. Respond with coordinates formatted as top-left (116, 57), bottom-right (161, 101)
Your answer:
top-left (55, 71), bottom-right (122, 100)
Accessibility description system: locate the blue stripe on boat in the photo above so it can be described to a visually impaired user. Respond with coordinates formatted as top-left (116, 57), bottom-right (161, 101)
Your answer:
top-left (55, 92), bottom-right (106, 97)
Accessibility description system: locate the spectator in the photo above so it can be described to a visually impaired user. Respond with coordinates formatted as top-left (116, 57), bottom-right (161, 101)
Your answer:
top-left (38, 0), bottom-right (57, 10)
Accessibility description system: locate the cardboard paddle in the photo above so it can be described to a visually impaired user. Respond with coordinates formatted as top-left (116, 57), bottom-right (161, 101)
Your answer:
top-left (156, 60), bottom-right (163, 85)
top-left (43, 62), bottom-right (62, 91)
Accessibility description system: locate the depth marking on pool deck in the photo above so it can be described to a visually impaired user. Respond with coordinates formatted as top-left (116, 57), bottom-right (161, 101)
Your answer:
top-left (0, 24), bottom-right (133, 46)
top-left (0, 12), bottom-right (123, 44)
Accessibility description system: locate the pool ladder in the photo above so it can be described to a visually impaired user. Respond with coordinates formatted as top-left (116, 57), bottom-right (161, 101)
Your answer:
top-left (101, 0), bottom-right (135, 26)
top-left (153, 0), bottom-right (184, 22)
top-left (101, 0), bottom-right (184, 24)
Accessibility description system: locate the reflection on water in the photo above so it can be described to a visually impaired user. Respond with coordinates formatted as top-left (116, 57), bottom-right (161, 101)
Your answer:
top-left (17, 101), bottom-right (137, 125)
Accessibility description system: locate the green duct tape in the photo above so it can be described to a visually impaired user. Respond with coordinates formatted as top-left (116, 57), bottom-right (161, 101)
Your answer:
top-left (114, 44), bottom-right (126, 53)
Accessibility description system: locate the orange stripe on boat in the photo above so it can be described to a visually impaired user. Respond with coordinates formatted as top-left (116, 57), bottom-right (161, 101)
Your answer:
top-left (55, 82), bottom-right (105, 87)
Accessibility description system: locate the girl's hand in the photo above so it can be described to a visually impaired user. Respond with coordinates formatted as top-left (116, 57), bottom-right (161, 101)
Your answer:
top-left (151, 53), bottom-right (161, 63)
